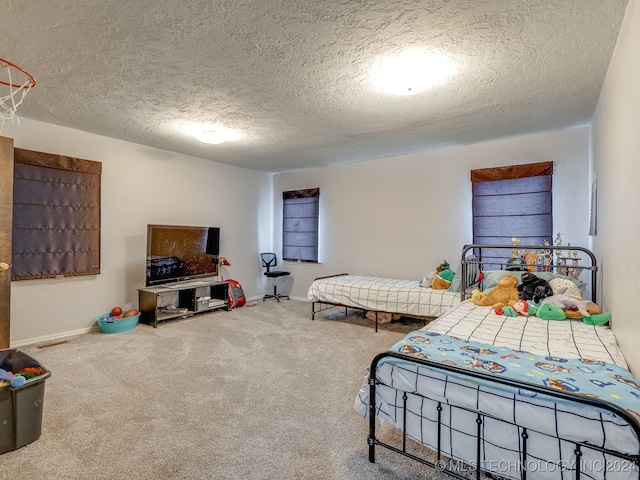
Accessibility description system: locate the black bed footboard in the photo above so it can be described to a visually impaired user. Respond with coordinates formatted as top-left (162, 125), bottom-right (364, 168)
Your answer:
top-left (368, 351), bottom-right (640, 480)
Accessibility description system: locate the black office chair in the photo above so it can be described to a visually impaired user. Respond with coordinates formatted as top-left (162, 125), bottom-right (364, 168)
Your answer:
top-left (260, 253), bottom-right (290, 302)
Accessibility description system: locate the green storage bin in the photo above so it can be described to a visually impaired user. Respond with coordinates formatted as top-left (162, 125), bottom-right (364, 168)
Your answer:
top-left (0, 349), bottom-right (51, 454)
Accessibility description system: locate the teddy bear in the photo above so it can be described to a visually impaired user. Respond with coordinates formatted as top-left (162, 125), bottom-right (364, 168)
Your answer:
top-left (517, 272), bottom-right (554, 303)
top-left (470, 274), bottom-right (519, 308)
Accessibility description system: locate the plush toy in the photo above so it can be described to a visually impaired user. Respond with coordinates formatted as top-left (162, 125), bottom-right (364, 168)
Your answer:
top-left (436, 261), bottom-right (450, 273)
top-left (470, 275), bottom-right (519, 308)
top-left (582, 312), bottom-right (611, 326)
top-left (470, 289), bottom-right (484, 303)
top-left (517, 272), bottom-right (553, 303)
top-left (506, 257), bottom-right (528, 271)
top-left (512, 299), bottom-right (532, 316)
top-left (494, 299), bottom-right (537, 317)
top-left (494, 305), bottom-right (518, 317)
top-left (548, 277), bottom-right (582, 298)
top-left (420, 272), bottom-right (437, 288)
top-left (536, 303), bottom-right (567, 320)
top-left (432, 269), bottom-right (454, 290)
top-left (540, 287), bottom-right (591, 317)
top-left (564, 302), bottom-right (601, 319)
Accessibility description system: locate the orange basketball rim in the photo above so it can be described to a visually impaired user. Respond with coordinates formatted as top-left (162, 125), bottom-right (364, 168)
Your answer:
top-left (0, 57), bottom-right (36, 132)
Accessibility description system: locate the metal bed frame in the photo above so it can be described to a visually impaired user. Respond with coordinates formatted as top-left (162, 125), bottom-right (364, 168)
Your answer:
top-left (368, 352), bottom-right (640, 480)
top-left (366, 244), bottom-right (640, 479)
top-left (310, 257), bottom-right (481, 332)
top-left (310, 273), bottom-right (433, 332)
top-left (459, 244), bottom-right (598, 303)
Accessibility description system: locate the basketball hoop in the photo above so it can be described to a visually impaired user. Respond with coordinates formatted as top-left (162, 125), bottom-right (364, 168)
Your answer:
top-left (0, 57), bottom-right (36, 135)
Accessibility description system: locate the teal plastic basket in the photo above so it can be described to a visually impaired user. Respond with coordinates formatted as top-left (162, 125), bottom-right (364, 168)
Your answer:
top-left (96, 312), bottom-right (140, 334)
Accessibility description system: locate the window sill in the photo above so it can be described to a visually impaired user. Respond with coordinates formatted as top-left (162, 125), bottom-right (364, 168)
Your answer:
top-left (283, 260), bottom-right (321, 265)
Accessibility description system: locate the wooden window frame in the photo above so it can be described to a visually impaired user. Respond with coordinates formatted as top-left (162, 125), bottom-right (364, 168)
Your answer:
top-left (471, 161), bottom-right (553, 265)
top-left (12, 148), bottom-right (101, 280)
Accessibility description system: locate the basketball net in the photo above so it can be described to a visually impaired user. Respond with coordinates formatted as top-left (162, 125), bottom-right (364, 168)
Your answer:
top-left (0, 58), bottom-right (36, 136)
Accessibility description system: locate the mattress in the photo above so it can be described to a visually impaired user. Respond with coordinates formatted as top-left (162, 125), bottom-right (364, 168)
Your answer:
top-left (424, 301), bottom-right (628, 369)
top-left (355, 302), bottom-right (639, 480)
top-left (308, 275), bottom-right (461, 318)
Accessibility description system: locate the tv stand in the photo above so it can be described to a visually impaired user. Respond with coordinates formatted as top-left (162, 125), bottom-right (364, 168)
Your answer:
top-left (138, 279), bottom-right (229, 328)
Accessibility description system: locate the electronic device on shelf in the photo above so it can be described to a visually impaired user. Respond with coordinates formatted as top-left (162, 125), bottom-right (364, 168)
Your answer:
top-left (164, 281), bottom-right (210, 289)
top-left (145, 224), bottom-right (220, 287)
top-left (160, 307), bottom-right (188, 315)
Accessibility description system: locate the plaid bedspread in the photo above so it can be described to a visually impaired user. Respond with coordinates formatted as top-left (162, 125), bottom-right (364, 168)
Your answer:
top-left (425, 301), bottom-right (628, 369)
top-left (307, 275), bottom-right (461, 318)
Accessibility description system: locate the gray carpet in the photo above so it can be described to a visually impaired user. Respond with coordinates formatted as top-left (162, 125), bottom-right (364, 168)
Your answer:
top-left (2, 300), bottom-right (453, 479)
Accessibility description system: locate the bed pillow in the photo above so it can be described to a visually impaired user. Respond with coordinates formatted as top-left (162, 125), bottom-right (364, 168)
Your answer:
top-left (483, 270), bottom-right (586, 295)
top-left (548, 277), bottom-right (583, 298)
top-left (448, 257), bottom-right (481, 292)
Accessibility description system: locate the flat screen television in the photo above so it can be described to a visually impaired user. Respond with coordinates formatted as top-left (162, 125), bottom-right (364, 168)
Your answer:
top-left (145, 224), bottom-right (220, 286)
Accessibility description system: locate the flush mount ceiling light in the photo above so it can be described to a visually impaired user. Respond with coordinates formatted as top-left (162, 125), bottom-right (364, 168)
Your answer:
top-left (181, 123), bottom-right (242, 144)
top-left (370, 49), bottom-right (457, 96)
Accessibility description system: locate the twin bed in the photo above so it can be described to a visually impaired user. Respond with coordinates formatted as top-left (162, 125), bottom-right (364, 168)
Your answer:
top-left (308, 259), bottom-right (480, 331)
top-left (308, 245), bottom-right (640, 479)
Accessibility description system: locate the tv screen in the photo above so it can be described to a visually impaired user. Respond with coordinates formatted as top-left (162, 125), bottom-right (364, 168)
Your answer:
top-left (146, 224), bottom-right (220, 286)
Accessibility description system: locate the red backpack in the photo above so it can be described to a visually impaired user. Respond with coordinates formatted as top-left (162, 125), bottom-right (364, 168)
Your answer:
top-left (226, 279), bottom-right (246, 308)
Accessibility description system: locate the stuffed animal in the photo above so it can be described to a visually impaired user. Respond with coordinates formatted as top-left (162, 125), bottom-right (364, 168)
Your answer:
top-left (470, 289), bottom-right (484, 303)
top-left (512, 299), bottom-right (532, 316)
top-left (582, 312), bottom-right (611, 325)
top-left (540, 287), bottom-right (591, 317)
top-left (563, 301), bottom-right (601, 318)
top-left (470, 275), bottom-right (519, 308)
top-left (494, 304), bottom-right (517, 317)
top-left (432, 269), bottom-right (454, 290)
top-left (517, 272), bottom-right (553, 303)
top-left (535, 303), bottom-right (567, 320)
top-left (494, 299), bottom-right (538, 317)
top-left (548, 277), bottom-right (582, 298)
top-left (436, 261), bottom-right (450, 273)
top-left (506, 257), bottom-right (528, 271)
top-left (419, 272), bottom-right (437, 288)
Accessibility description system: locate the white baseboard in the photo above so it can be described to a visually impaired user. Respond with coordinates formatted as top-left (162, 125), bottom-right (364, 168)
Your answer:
top-left (12, 325), bottom-right (100, 349)
top-left (12, 296), bottom-right (311, 348)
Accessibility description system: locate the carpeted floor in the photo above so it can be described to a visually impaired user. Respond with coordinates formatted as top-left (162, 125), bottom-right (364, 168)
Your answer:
top-left (1, 299), bottom-right (456, 480)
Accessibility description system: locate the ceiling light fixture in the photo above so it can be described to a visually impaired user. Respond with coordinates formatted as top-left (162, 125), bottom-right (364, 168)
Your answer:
top-left (370, 49), bottom-right (457, 96)
top-left (181, 123), bottom-right (242, 144)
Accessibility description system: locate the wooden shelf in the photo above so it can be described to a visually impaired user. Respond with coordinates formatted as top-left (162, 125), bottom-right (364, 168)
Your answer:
top-left (138, 279), bottom-right (229, 328)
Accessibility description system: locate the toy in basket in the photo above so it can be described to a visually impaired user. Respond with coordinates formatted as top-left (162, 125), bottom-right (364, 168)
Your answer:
top-left (96, 308), bottom-right (140, 334)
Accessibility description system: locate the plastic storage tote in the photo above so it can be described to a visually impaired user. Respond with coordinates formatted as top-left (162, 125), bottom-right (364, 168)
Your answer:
top-left (0, 348), bottom-right (51, 454)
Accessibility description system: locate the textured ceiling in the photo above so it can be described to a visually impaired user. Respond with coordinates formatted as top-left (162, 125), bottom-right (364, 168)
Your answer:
top-left (0, 0), bottom-right (629, 173)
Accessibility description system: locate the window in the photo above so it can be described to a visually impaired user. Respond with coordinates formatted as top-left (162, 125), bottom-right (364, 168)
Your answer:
top-left (471, 161), bottom-right (552, 265)
top-left (282, 188), bottom-right (319, 262)
top-left (12, 148), bottom-right (101, 280)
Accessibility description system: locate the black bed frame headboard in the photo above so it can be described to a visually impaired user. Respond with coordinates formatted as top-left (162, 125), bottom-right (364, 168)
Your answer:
top-left (460, 244), bottom-right (598, 303)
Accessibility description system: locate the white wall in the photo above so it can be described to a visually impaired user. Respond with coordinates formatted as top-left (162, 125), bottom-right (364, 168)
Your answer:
top-left (3, 118), bottom-right (273, 346)
top-left (591, 1), bottom-right (640, 374)
top-left (274, 127), bottom-right (590, 300)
